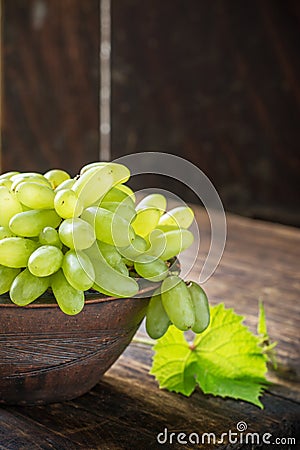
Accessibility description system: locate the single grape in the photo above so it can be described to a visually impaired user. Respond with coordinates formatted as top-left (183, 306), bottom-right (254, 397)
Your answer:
top-left (114, 260), bottom-right (129, 276)
top-left (115, 184), bottom-right (136, 202)
top-left (0, 237), bottom-right (38, 267)
top-left (101, 187), bottom-right (135, 206)
top-left (132, 207), bottom-right (161, 237)
top-left (146, 288), bottom-right (171, 339)
top-left (39, 227), bottom-right (62, 248)
top-left (85, 242), bottom-right (139, 297)
top-left (81, 207), bottom-right (135, 248)
top-left (15, 181), bottom-right (55, 209)
top-left (99, 201), bottom-right (136, 222)
top-left (0, 265), bottom-right (21, 294)
top-left (0, 171), bottom-right (20, 180)
top-left (54, 189), bottom-right (84, 218)
top-left (161, 275), bottom-right (195, 331)
top-left (10, 268), bottom-right (49, 306)
top-left (187, 281), bottom-right (210, 333)
top-left (0, 178), bottom-right (13, 189)
top-left (0, 226), bottom-right (16, 240)
top-left (136, 194), bottom-right (167, 215)
top-left (147, 228), bottom-right (194, 260)
top-left (72, 166), bottom-right (114, 207)
top-left (62, 250), bottom-right (95, 291)
top-left (28, 245), bottom-right (64, 277)
top-left (9, 209), bottom-right (61, 237)
top-left (54, 178), bottom-right (75, 192)
top-left (11, 174), bottom-right (51, 191)
top-left (80, 162), bottom-right (130, 185)
top-left (0, 186), bottom-right (23, 227)
top-left (118, 235), bottom-right (148, 261)
top-left (97, 241), bottom-right (122, 267)
top-left (44, 169), bottom-right (70, 189)
top-left (158, 206), bottom-right (194, 229)
top-left (134, 254), bottom-right (168, 282)
top-left (58, 218), bottom-right (96, 250)
top-left (51, 270), bottom-right (84, 315)
top-left (10, 172), bottom-right (45, 182)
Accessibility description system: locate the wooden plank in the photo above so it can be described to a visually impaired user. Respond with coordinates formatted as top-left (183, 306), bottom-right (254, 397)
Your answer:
top-left (111, 0), bottom-right (300, 226)
top-left (0, 211), bottom-right (298, 449)
top-left (1, 0), bottom-right (100, 175)
top-left (0, 407), bottom-right (79, 449)
top-left (3, 344), bottom-right (299, 449)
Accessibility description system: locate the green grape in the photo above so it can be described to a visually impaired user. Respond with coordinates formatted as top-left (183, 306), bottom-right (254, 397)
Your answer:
top-left (114, 260), bottom-right (129, 276)
top-left (187, 281), bottom-right (210, 333)
top-left (146, 288), bottom-right (171, 339)
top-left (15, 182), bottom-right (55, 209)
top-left (54, 178), bottom-right (75, 192)
top-left (115, 184), bottom-right (136, 202)
top-left (59, 217), bottom-right (96, 250)
top-left (0, 237), bottom-right (38, 267)
top-left (72, 166), bottom-right (114, 207)
top-left (28, 245), bottom-right (64, 277)
top-left (85, 242), bottom-right (139, 297)
top-left (62, 250), bottom-right (95, 291)
top-left (99, 201), bottom-right (136, 222)
top-left (0, 186), bottom-right (23, 227)
top-left (39, 227), bottom-right (62, 248)
top-left (156, 224), bottom-right (180, 233)
top-left (158, 206), bottom-right (194, 229)
top-left (132, 208), bottom-right (161, 238)
top-left (51, 270), bottom-right (84, 315)
top-left (44, 169), bottom-right (70, 189)
top-left (0, 171), bottom-right (20, 180)
top-left (147, 228), bottom-right (194, 260)
top-left (97, 241), bottom-right (122, 266)
top-left (10, 172), bottom-right (45, 182)
top-left (81, 207), bottom-right (135, 247)
top-left (10, 268), bottom-right (49, 306)
top-left (118, 235), bottom-right (148, 261)
top-left (0, 265), bottom-right (21, 294)
top-left (9, 209), bottom-right (61, 237)
top-left (54, 189), bottom-right (84, 218)
top-left (137, 194), bottom-right (167, 215)
top-left (11, 174), bottom-right (51, 191)
top-left (101, 186), bottom-right (135, 206)
top-left (80, 162), bottom-right (130, 185)
top-left (161, 275), bottom-right (195, 331)
top-left (134, 255), bottom-right (168, 282)
top-left (0, 226), bottom-right (15, 240)
top-left (97, 241), bottom-right (128, 275)
top-left (0, 178), bottom-right (13, 189)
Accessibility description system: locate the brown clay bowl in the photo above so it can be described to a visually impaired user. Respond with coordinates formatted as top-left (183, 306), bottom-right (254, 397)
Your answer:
top-left (0, 283), bottom-right (156, 405)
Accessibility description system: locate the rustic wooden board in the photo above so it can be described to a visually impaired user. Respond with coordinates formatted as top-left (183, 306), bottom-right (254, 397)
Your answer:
top-left (0, 209), bottom-right (299, 449)
top-left (111, 0), bottom-right (300, 225)
top-left (1, 0), bottom-right (100, 175)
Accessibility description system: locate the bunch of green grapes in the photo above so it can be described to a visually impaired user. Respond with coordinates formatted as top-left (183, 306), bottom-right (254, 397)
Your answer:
top-left (0, 162), bottom-right (209, 338)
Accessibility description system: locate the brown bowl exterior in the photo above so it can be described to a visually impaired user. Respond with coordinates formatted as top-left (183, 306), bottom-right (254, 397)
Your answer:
top-left (0, 290), bottom-right (152, 405)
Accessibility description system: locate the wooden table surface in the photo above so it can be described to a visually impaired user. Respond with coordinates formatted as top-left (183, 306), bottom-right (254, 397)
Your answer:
top-left (0, 206), bottom-right (299, 449)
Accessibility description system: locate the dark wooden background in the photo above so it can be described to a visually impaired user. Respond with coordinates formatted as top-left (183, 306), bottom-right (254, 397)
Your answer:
top-left (1, 0), bottom-right (300, 226)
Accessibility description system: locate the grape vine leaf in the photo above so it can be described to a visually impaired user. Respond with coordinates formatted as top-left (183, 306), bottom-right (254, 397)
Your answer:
top-left (150, 303), bottom-right (269, 408)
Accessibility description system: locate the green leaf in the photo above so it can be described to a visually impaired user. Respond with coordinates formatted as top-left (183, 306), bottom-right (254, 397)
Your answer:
top-left (151, 304), bottom-right (269, 408)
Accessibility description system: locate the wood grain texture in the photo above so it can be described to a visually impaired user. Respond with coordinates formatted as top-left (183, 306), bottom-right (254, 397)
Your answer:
top-left (0, 208), bottom-right (299, 449)
top-left (111, 0), bottom-right (300, 226)
top-left (1, 0), bottom-right (100, 175)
